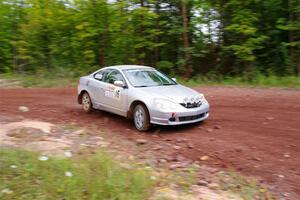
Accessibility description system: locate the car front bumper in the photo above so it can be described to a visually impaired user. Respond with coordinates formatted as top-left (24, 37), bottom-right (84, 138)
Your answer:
top-left (150, 102), bottom-right (210, 125)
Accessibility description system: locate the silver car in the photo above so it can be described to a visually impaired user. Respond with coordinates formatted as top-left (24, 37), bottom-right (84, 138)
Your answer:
top-left (77, 65), bottom-right (209, 131)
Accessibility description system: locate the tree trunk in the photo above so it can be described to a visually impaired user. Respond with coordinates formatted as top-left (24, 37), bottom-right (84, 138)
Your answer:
top-left (12, 22), bottom-right (18, 71)
top-left (137, 0), bottom-right (146, 65)
top-left (91, 0), bottom-right (106, 67)
top-left (181, 0), bottom-right (191, 79)
top-left (140, 0), bottom-right (145, 7)
top-left (297, 6), bottom-right (300, 76)
top-left (297, 54), bottom-right (300, 76)
top-left (288, 0), bottom-right (297, 75)
top-left (154, 1), bottom-right (160, 65)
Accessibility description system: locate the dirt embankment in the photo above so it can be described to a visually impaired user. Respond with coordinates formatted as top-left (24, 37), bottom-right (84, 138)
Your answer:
top-left (0, 86), bottom-right (300, 199)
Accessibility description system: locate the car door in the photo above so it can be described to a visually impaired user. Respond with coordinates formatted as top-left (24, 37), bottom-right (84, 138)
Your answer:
top-left (88, 69), bottom-right (112, 107)
top-left (102, 69), bottom-right (128, 116)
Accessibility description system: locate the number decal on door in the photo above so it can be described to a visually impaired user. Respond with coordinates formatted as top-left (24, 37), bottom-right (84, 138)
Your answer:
top-left (105, 86), bottom-right (121, 100)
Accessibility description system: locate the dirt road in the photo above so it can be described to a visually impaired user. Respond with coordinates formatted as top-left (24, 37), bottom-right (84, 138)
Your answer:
top-left (1, 87), bottom-right (299, 199)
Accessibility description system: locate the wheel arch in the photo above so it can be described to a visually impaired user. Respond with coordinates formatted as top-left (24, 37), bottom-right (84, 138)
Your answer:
top-left (77, 90), bottom-right (88, 104)
top-left (127, 100), bottom-right (150, 119)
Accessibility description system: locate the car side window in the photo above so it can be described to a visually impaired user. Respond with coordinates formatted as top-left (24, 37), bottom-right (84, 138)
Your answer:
top-left (103, 70), bottom-right (124, 84)
top-left (94, 69), bottom-right (111, 81)
top-left (94, 71), bottom-right (104, 81)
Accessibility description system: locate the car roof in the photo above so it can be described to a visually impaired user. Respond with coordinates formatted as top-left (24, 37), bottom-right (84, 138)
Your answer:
top-left (104, 65), bottom-right (153, 70)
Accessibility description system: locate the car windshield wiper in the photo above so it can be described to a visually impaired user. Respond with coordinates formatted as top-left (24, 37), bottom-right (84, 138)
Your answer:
top-left (135, 85), bottom-right (149, 88)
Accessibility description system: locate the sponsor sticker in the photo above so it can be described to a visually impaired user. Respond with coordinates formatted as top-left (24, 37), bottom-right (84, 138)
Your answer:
top-left (105, 86), bottom-right (121, 100)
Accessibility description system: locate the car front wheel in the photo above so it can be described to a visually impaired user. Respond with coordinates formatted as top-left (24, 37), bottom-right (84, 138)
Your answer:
top-left (82, 92), bottom-right (92, 113)
top-left (133, 104), bottom-right (150, 131)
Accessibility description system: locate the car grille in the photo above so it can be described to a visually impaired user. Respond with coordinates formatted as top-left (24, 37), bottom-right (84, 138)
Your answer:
top-left (180, 102), bottom-right (202, 108)
top-left (178, 113), bottom-right (206, 122)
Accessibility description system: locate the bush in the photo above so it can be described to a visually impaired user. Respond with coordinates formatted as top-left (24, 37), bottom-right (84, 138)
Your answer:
top-left (0, 148), bottom-right (154, 200)
top-left (156, 61), bottom-right (174, 75)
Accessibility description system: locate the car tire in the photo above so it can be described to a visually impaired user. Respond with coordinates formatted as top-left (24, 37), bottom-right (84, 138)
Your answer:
top-left (82, 92), bottom-right (92, 113)
top-left (133, 104), bottom-right (150, 131)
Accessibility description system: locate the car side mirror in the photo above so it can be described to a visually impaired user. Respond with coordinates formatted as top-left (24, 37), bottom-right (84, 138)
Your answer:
top-left (94, 73), bottom-right (103, 80)
top-left (172, 78), bottom-right (177, 82)
top-left (114, 80), bottom-right (125, 88)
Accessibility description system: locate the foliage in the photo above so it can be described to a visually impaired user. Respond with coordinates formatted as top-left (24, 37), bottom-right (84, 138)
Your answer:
top-left (0, 148), bottom-right (153, 200)
top-left (156, 60), bottom-right (174, 74)
top-left (0, 0), bottom-right (299, 77)
top-left (223, 1), bottom-right (268, 62)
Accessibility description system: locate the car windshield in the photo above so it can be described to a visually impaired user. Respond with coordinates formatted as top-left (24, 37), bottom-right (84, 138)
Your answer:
top-left (123, 69), bottom-right (176, 87)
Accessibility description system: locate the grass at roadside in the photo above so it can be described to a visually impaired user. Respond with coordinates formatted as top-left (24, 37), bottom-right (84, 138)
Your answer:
top-left (0, 73), bottom-right (78, 88)
top-left (0, 148), bottom-right (154, 200)
top-left (1, 71), bottom-right (299, 89)
top-left (177, 75), bottom-right (300, 90)
top-left (219, 171), bottom-right (275, 200)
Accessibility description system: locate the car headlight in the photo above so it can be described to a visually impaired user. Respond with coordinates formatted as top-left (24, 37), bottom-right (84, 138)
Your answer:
top-left (198, 94), bottom-right (206, 103)
top-left (154, 98), bottom-right (182, 111)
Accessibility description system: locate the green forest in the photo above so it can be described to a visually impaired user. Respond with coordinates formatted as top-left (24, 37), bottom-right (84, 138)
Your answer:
top-left (0, 0), bottom-right (300, 80)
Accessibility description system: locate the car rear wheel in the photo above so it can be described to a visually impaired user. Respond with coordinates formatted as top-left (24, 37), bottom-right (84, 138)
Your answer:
top-left (133, 104), bottom-right (150, 131)
top-left (82, 92), bottom-right (92, 113)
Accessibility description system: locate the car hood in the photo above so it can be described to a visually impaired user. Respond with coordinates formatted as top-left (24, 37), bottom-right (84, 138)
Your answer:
top-left (137, 84), bottom-right (201, 103)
